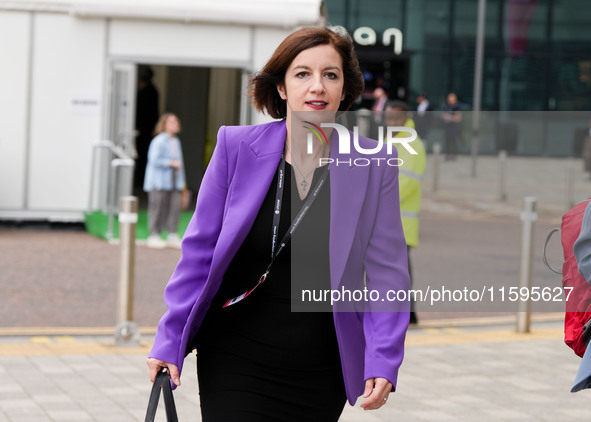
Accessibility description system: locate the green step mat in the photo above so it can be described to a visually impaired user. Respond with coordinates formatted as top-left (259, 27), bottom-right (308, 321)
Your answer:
top-left (84, 210), bottom-right (193, 240)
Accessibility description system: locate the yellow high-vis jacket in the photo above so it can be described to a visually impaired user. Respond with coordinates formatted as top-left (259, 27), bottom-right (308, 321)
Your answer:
top-left (394, 118), bottom-right (426, 247)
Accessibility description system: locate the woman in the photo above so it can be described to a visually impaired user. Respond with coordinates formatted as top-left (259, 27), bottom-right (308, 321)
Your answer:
top-left (143, 113), bottom-right (186, 249)
top-left (147, 27), bottom-right (410, 421)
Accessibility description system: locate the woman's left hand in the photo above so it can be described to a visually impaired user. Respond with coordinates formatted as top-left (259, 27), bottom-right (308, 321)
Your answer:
top-left (360, 377), bottom-right (392, 410)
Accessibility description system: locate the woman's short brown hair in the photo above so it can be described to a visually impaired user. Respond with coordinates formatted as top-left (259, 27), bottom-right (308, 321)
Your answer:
top-left (250, 27), bottom-right (364, 119)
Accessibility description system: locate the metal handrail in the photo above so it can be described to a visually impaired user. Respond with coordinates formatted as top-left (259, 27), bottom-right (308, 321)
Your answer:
top-left (106, 158), bottom-right (135, 239)
top-left (89, 141), bottom-right (114, 212)
top-left (88, 140), bottom-right (135, 239)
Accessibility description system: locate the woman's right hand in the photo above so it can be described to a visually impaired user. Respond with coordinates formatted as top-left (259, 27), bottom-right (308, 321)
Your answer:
top-left (147, 358), bottom-right (181, 386)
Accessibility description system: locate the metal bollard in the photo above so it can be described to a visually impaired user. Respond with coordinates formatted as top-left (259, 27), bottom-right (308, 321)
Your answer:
top-left (356, 109), bottom-right (372, 138)
top-left (516, 197), bottom-right (537, 333)
top-left (432, 143), bottom-right (441, 193)
top-left (114, 196), bottom-right (141, 347)
top-left (499, 150), bottom-right (507, 202)
top-left (566, 156), bottom-right (575, 210)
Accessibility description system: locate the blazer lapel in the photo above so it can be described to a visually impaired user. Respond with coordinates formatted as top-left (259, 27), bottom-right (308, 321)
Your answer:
top-left (208, 122), bottom-right (286, 283)
top-left (329, 138), bottom-right (369, 289)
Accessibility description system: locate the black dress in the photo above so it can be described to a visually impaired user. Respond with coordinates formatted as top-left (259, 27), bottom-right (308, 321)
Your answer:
top-left (195, 162), bottom-right (346, 422)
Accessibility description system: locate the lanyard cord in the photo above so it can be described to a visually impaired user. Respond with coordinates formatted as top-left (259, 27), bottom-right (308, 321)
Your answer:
top-left (268, 154), bottom-right (329, 272)
top-left (223, 154), bottom-right (329, 307)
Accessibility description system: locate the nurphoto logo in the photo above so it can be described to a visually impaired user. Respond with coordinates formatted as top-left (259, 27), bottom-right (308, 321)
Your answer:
top-left (302, 121), bottom-right (418, 167)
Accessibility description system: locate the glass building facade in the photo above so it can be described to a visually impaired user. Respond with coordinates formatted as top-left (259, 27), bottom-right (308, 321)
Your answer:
top-left (324, 0), bottom-right (591, 156)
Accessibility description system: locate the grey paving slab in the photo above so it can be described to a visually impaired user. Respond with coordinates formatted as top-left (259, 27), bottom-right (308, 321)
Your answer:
top-left (407, 409), bottom-right (458, 421)
top-left (0, 384), bottom-right (26, 398)
top-left (0, 400), bottom-right (47, 421)
top-left (93, 415), bottom-right (137, 422)
top-left (45, 410), bottom-right (92, 421)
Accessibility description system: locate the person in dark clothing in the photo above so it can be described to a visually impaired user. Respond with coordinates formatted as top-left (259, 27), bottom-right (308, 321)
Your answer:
top-left (134, 65), bottom-right (160, 188)
top-left (415, 92), bottom-right (434, 141)
top-left (441, 92), bottom-right (462, 160)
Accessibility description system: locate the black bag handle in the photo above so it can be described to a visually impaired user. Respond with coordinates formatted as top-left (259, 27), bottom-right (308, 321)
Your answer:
top-left (542, 227), bottom-right (563, 275)
top-left (145, 369), bottom-right (179, 422)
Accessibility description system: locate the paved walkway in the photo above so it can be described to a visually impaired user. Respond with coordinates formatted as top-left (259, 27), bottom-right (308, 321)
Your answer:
top-left (0, 321), bottom-right (588, 421)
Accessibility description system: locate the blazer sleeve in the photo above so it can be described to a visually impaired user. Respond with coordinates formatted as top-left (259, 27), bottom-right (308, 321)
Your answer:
top-left (149, 126), bottom-right (230, 365)
top-left (361, 159), bottom-right (411, 390)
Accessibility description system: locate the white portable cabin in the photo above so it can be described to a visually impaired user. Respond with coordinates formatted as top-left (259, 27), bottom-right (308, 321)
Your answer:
top-left (0, 0), bottom-right (325, 222)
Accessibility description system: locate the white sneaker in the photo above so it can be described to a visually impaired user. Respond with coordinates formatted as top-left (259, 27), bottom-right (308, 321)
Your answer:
top-left (167, 233), bottom-right (182, 249)
top-left (147, 235), bottom-right (166, 249)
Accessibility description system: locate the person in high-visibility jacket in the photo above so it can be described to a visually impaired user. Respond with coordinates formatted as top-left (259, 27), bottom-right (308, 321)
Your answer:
top-left (386, 101), bottom-right (427, 324)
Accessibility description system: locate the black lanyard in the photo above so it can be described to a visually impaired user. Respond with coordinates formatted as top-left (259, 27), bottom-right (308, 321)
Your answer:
top-left (223, 154), bottom-right (329, 307)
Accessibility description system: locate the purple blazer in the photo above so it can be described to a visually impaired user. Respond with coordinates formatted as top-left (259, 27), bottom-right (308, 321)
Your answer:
top-left (149, 119), bottom-right (410, 405)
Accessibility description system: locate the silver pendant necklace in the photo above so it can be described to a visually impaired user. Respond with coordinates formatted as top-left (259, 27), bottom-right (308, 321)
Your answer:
top-left (286, 143), bottom-right (326, 191)
top-left (292, 165), bottom-right (315, 191)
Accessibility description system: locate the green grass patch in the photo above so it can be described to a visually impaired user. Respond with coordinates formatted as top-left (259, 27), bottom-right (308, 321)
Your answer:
top-left (84, 210), bottom-right (193, 240)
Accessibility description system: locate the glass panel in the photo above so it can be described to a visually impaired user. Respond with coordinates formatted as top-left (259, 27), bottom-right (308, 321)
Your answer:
top-left (551, 58), bottom-right (591, 111)
top-left (324, 0), bottom-right (346, 27)
top-left (497, 56), bottom-right (547, 111)
top-left (552, 0), bottom-right (591, 42)
top-left (406, 0), bottom-right (449, 50)
top-left (455, 0), bottom-right (479, 38)
top-left (413, 52), bottom-right (449, 109)
top-left (347, 0), bottom-right (404, 32)
top-left (421, 111), bottom-right (590, 156)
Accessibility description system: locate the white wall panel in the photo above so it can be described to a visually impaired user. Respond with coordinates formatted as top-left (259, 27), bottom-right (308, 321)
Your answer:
top-left (28, 14), bottom-right (106, 210)
top-left (250, 27), bottom-right (292, 125)
top-left (0, 12), bottom-right (30, 209)
top-left (109, 20), bottom-right (251, 65)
